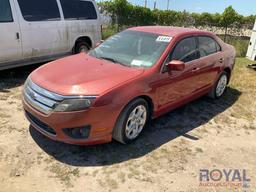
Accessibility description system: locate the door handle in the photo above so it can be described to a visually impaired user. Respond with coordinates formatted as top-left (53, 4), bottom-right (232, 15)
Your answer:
top-left (192, 67), bottom-right (200, 72)
top-left (16, 32), bottom-right (20, 40)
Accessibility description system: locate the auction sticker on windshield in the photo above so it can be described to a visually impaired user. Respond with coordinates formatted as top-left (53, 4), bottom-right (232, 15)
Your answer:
top-left (156, 36), bottom-right (173, 43)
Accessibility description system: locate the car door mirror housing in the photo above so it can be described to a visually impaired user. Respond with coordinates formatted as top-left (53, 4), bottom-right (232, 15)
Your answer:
top-left (167, 60), bottom-right (185, 72)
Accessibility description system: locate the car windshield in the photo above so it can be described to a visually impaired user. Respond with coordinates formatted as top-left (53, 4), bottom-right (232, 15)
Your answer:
top-left (89, 30), bottom-right (171, 68)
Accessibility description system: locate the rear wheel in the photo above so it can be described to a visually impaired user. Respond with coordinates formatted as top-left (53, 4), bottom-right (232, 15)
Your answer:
top-left (208, 72), bottom-right (228, 99)
top-left (74, 41), bottom-right (90, 54)
top-left (113, 98), bottom-right (149, 144)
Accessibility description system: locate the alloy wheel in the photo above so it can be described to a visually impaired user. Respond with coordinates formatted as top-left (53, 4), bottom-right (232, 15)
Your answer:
top-left (125, 105), bottom-right (147, 140)
top-left (216, 74), bottom-right (227, 97)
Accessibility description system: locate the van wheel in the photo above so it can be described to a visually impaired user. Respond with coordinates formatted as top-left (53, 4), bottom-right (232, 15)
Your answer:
top-left (75, 41), bottom-right (90, 54)
top-left (208, 72), bottom-right (228, 99)
top-left (113, 98), bottom-right (149, 144)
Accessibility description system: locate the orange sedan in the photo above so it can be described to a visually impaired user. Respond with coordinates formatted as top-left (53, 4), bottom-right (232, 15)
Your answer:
top-left (22, 26), bottom-right (236, 145)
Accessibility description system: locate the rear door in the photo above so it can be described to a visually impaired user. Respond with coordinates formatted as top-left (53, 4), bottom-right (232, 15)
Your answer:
top-left (196, 36), bottom-right (223, 89)
top-left (59, 0), bottom-right (101, 49)
top-left (0, 0), bottom-right (22, 65)
top-left (15, 0), bottom-right (69, 59)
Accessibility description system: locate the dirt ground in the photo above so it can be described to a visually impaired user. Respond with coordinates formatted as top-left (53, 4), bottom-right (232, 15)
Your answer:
top-left (0, 58), bottom-right (255, 192)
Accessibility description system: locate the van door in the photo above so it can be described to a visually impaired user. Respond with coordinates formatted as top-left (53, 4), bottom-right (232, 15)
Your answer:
top-left (59, 0), bottom-right (101, 50)
top-left (0, 0), bottom-right (22, 65)
top-left (15, 0), bottom-right (69, 60)
top-left (247, 31), bottom-right (256, 60)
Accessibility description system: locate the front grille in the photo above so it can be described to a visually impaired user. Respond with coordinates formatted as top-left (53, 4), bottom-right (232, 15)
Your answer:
top-left (23, 79), bottom-right (63, 114)
top-left (26, 111), bottom-right (56, 135)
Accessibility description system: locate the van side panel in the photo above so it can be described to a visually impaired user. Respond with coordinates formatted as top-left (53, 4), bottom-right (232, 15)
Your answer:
top-left (63, 1), bottom-right (101, 50)
top-left (14, 0), bottom-right (70, 59)
top-left (0, 0), bottom-right (22, 64)
top-left (246, 31), bottom-right (256, 61)
top-left (0, 0), bottom-right (101, 70)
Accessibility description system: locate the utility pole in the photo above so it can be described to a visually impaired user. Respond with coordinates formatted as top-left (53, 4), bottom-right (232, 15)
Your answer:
top-left (154, 0), bottom-right (157, 10)
top-left (167, 0), bottom-right (170, 10)
top-left (144, 0), bottom-right (147, 8)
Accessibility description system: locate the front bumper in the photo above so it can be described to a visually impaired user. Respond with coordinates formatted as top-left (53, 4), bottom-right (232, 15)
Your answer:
top-left (23, 96), bottom-right (119, 145)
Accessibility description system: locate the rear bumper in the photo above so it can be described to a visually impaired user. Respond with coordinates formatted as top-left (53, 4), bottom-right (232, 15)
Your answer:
top-left (22, 96), bottom-right (120, 145)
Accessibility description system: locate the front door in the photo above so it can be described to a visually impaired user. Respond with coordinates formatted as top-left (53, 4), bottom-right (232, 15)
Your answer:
top-left (156, 36), bottom-right (202, 111)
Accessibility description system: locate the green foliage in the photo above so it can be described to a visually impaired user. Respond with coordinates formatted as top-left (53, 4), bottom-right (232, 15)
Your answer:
top-left (98, 1), bottom-right (256, 29)
top-left (102, 25), bottom-right (117, 40)
top-left (221, 6), bottom-right (239, 28)
top-left (99, 2), bottom-right (254, 57)
top-left (218, 35), bottom-right (250, 57)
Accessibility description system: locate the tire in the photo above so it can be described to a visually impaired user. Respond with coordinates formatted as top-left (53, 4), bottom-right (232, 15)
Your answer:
top-left (208, 71), bottom-right (228, 99)
top-left (74, 41), bottom-right (90, 54)
top-left (113, 98), bottom-right (149, 144)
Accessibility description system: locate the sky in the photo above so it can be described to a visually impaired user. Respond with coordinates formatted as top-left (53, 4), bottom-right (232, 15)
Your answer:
top-left (97, 0), bottom-right (256, 16)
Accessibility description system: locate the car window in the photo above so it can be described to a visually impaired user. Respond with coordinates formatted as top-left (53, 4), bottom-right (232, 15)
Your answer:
top-left (171, 37), bottom-right (199, 63)
top-left (198, 36), bottom-right (220, 57)
top-left (17, 0), bottom-right (60, 21)
top-left (60, 0), bottom-right (97, 20)
top-left (0, 0), bottom-right (13, 22)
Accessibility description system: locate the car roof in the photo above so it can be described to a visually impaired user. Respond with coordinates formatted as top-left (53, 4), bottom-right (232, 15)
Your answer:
top-left (129, 26), bottom-right (213, 37)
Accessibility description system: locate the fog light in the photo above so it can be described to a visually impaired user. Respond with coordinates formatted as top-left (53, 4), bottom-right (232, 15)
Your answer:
top-left (63, 125), bottom-right (91, 139)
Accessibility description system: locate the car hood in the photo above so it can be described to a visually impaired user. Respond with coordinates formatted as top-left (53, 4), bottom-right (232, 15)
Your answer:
top-left (30, 54), bottom-right (144, 96)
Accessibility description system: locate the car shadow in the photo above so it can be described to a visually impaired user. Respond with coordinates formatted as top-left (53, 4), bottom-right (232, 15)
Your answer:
top-left (0, 63), bottom-right (43, 92)
top-left (29, 87), bottom-right (241, 167)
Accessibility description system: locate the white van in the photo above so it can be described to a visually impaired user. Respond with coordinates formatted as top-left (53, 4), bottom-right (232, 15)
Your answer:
top-left (247, 20), bottom-right (256, 61)
top-left (0, 0), bottom-right (102, 70)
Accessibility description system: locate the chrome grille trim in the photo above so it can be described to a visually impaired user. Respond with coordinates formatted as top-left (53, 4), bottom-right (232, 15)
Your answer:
top-left (24, 90), bottom-right (53, 114)
top-left (23, 79), bottom-right (60, 114)
top-left (26, 85), bottom-right (56, 108)
top-left (23, 78), bottom-right (97, 114)
top-left (28, 80), bottom-right (64, 101)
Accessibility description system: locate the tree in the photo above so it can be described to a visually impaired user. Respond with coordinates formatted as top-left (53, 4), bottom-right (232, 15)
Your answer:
top-left (112, 0), bottom-right (129, 30)
top-left (98, 0), bottom-right (129, 31)
top-left (220, 6), bottom-right (239, 41)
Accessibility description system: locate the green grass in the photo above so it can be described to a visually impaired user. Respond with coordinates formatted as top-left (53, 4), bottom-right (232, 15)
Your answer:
top-left (229, 58), bottom-right (256, 121)
top-left (102, 26), bottom-right (117, 40)
top-left (218, 35), bottom-right (250, 57)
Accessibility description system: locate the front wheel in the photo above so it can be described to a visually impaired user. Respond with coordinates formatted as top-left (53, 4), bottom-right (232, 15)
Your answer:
top-left (113, 98), bottom-right (149, 144)
top-left (208, 72), bottom-right (228, 99)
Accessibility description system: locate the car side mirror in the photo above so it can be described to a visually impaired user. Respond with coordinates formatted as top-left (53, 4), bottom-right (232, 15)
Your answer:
top-left (167, 60), bottom-right (185, 72)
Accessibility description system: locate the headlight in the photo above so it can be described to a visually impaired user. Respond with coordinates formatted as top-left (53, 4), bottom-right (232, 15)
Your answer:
top-left (54, 98), bottom-right (95, 112)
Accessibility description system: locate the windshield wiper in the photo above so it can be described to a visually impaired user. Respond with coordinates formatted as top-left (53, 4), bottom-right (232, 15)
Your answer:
top-left (95, 56), bottom-right (130, 67)
top-left (98, 56), bottom-right (118, 63)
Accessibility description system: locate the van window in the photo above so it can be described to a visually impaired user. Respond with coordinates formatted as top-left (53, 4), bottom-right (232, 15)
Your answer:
top-left (17, 0), bottom-right (60, 21)
top-left (60, 0), bottom-right (97, 20)
top-left (198, 36), bottom-right (220, 57)
top-left (171, 37), bottom-right (199, 63)
top-left (0, 0), bottom-right (13, 22)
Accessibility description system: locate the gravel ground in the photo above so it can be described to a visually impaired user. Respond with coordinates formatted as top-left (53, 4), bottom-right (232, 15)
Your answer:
top-left (0, 58), bottom-right (255, 192)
